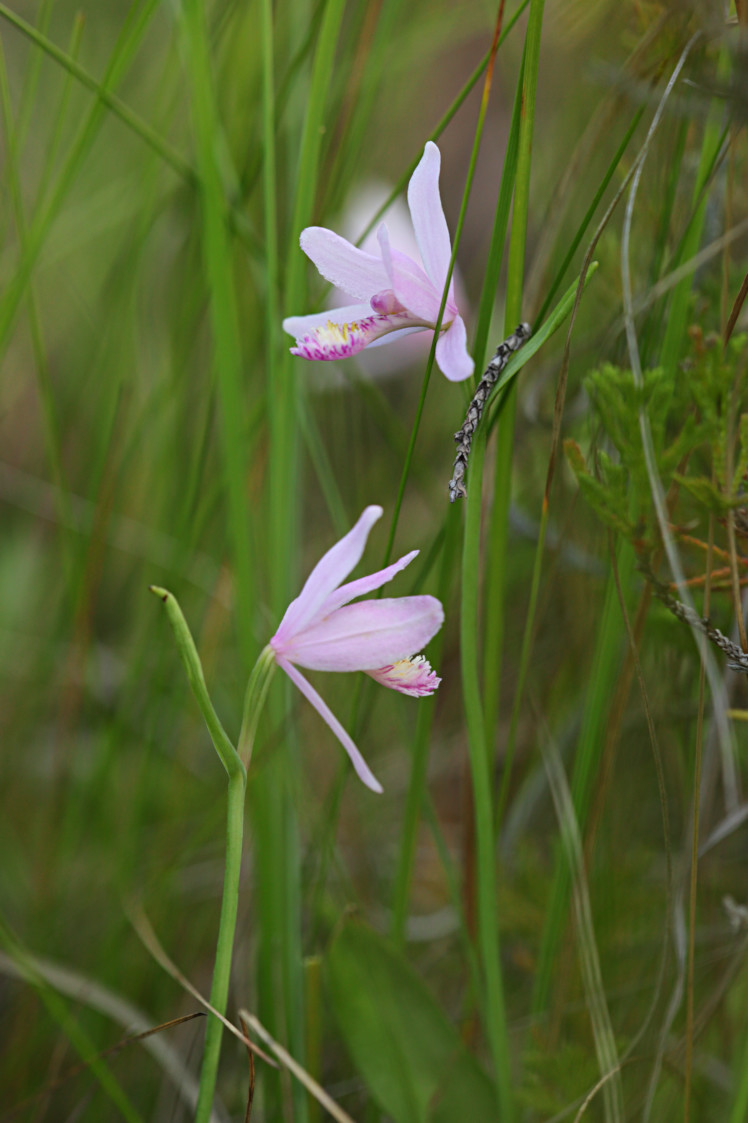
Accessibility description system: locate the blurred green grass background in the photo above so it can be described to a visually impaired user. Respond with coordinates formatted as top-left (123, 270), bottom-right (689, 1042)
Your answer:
top-left (2, 1), bottom-right (748, 1120)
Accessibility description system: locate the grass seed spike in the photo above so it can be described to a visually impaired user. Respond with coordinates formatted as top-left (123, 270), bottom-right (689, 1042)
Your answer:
top-left (448, 322), bottom-right (532, 502)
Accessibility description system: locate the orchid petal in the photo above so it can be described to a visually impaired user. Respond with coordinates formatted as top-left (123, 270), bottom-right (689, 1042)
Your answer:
top-left (365, 325), bottom-right (426, 349)
top-left (300, 227), bottom-right (389, 300)
top-left (435, 316), bottom-right (474, 381)
top-left (407, 142), bottom-right (454, 297)
top-left (273, 506), bottom-right (383, 643)
top-left (284, 596), bottom-right (444, 671)
top-left (377, 225), bottom-right (440, 323)
top-left (319, 549), bottom-right (418, 615)
top-left (277, 656), bottom-right (383, 793)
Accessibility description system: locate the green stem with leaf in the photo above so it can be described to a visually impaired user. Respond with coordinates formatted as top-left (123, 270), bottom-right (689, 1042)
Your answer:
top-left (150, 587), bottom-right (273, 1123)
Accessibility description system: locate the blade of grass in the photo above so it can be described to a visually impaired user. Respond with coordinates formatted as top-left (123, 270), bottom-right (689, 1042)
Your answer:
top-left (617, 38), bottom-right (734, 1122)
top-left (540, 728), bottom-right (624, 1123)
top-left (0, 33), bottom-right (75, 588)
top-left (0, 0), bottom-right (165, 360)
top-left (458, 8), bottom-right (544, 1116)
top-left (535, 104), bottom-right (645, 326)
top-left (530, 542), bottom-right (634, 1020)
top-left (353, 0), bottom-right (530, 249)
top-left (0, 916), bottom-right (145, 1123)
top-left (481, 0), bottom-right (544, 743)
top-left (390, 503), bottom-right (460, 946)
top-left (177, 0), bottom-right (254, 665)
top-left (11, 0), bottom-right (53, 149)
top-left (255, 1), bottom-right (349, 1117)
top-left (0, 2), bottom-right (192, 182)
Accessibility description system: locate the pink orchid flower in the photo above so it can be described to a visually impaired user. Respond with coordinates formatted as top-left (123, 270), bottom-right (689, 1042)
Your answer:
top-left (282, 142), bottom-right (474, 383)
top-left (269, 505), bottom-right (444, 793)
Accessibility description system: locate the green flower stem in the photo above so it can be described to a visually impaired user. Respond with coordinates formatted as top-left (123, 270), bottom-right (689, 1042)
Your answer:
top-left (195, 769), bottom-right (246, 1123)
top-left (152, 589), bottom-right (273, 1119)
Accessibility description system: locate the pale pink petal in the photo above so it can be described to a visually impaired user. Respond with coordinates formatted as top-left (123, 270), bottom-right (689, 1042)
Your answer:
top-left (366, 655), bottom-right (441, 696)
top-left (365, 325), bottom-right (426, 349)
top-left (435, 316), bottom-right (474, 382)
top-left (277, 656), bottom-right (383, 793)
top-left (319, 550), bottom-right (418, 616)
top-left (388, 251), bottom-right (444, 323)
top-left (378, 225), bottom-right (440, 323)
top-left (284, 596), bottom-right (444, 671)
top-left (273, 506), bottom-right (383, 643)
top-left (407, 143), bottom-right (454, 298)
top-left (300, 227), bottom-right (389, 300)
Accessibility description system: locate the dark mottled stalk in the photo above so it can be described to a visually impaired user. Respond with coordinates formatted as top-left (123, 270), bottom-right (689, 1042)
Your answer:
top-left (448, 322), bottom-right (531, 502)
top-left (641, 565), bottom-right (748, 673)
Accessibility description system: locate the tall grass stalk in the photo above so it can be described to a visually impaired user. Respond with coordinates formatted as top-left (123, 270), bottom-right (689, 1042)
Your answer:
top-left (457, 4), bottom-right (543, 1115)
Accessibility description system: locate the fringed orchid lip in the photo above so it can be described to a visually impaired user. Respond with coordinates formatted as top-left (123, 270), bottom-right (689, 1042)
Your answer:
top-left (366, 655), bottom-right (441, 697)
top-left (282, 142), bottom-right (474, 383)
top-left (289, 309), bottom-right (428, 362)
top-left (269, 506), bottom-right (444, 792)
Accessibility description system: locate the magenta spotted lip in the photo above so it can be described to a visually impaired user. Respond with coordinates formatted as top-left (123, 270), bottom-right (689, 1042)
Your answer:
top-left (283, 143), bottom-right (474, 383)
top-left (268, 506), bottom-right (444, 792)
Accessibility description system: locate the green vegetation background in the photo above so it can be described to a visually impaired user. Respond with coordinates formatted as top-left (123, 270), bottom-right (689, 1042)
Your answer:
top-left (1, 1), bottom-right (747, 1120)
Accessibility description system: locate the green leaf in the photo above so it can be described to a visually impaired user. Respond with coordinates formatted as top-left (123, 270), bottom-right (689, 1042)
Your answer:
top-left (326, 916), bottom-right (498, 1123)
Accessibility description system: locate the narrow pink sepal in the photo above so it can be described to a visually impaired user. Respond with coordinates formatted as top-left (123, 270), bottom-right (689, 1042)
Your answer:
top-left (435, 316), bottom-right (474, 382)
top-left (407, 143), bottom-right (454, 297)
top-left (274, 506), bottom-right (382, 640)
top-left (300, 227), bottom-right (389, 300)
top-left (284, 596), bottom-right (445, 672)
top-left (277, 656), bottom-right (383, 793)
top-left (320, 550), bottom-right (418, 616)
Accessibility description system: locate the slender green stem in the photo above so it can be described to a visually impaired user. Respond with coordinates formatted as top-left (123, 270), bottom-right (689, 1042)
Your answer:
top-left (535, 104), bottom-right (645, 325)
top-left (390, 506), bottom-right (460, 944)
top-left (495, 497), bottom-right (547, 831)
top-left (152, 591), bottom-right (275, 1119)
top-left (457, 9), bottom-right (544, 1118)
top-left (460, 427), bottom-right (513, 1119)
top-left (354, 0), bottom-right (531, 248)
top-left (195, 769), bottom-right (247, 1123)
top-left (481, 0), bottom-right (543, 753)
top-left (382, 0), bottom-right (512, 568)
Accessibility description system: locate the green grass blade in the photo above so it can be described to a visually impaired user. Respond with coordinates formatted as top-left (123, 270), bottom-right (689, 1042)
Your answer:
top-left (531, 542), bottom-right (634, 1015)
top-left (0, 0), bottom-right (165, 359)
top-left (177, 0), bottom-right (254, 667)
top-left (0, 2), bottom-right (191, 182)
